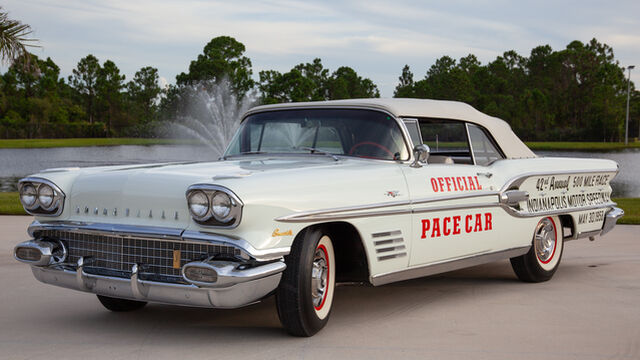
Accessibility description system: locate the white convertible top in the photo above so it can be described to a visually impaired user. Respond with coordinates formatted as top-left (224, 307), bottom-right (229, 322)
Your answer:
top-left (247, 98), bottom-right (536, 159)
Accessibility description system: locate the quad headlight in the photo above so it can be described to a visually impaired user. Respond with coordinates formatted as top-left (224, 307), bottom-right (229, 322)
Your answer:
top-left (20, 184), bottom-right (38, 209)
top-left (187, 190), bottom-right (210, 221)
top-left (18, 178), bottom-right (65, 216)
top-left (186, 185), bottom-right (242, 227)
top-left (211, 192), bottom-right (232, 220)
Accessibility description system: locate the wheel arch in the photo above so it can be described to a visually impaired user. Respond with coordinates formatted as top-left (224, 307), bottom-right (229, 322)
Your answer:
top-left (558, 214), bottom-right (575, 239)
top-left (292, 221), bottom-right (370, 284)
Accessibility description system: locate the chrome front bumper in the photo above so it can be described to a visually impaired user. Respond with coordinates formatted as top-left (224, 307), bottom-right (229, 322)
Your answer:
top-left (17, 220), bottom-right (289, 308)
top-left (29, 259), bottom-right (284, 308)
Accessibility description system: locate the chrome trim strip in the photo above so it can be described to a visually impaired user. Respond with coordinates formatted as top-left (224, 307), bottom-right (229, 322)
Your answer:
top-left (275, 193), bottom-right (498, 223)
top-left (372, 230), bottom-right (402, 238)
top-left (501, 201), bottom-right (618, 218)
top-left (499, 168), bottom-right (619, 192)
top-left (411, 191), bottom-right (499, 205)
top-left (277, 208), bottom-right (412, 223)
top-left (465, 123), bottom-right (477, 165)
top-left (28, 220), bottom-right (184, 240)
top-left (374, 238), bottom-right (403, 246)
top-left (375, 245), bottom-right (406, 253)
top-left (276, 168), bottom-right (620, 223)
top-left (413, 201), bottom-right (500, 215)
top-left (276, 199), bottom-right (617, 223)
top-left (371, 246), bottom-right (530, 286)
top-left (280, 199), bottom-right (411, 219)
top-left (27, 221), bottom-right (289, 262)
top-left (378, 253), bottom-right (407, 261)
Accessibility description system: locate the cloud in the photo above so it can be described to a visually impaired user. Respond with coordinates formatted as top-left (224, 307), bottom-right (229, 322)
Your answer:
top-left (3, 0), bottom-right (640, 96)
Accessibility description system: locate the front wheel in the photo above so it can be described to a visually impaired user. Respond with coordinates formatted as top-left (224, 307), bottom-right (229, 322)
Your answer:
top-left (276, 227), bottom-right (336, 337)
top-left (510, 216), bottom-right (564, 282)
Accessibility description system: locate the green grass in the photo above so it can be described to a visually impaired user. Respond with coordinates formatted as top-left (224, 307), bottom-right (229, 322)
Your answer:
top-left (0, 138), bottom-right (198, 149)
top-left (526, 142), bottom-right (640, 151)
top-left (0, 192), bottom-right (26, 215)
top-left (613, 198), bottom-right (640, 225)
top-left (1, 190), bottom-right (638, 224)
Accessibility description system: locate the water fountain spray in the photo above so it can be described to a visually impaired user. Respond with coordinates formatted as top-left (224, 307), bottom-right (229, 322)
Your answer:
top-left (164, 78), bottom-right (257, 157)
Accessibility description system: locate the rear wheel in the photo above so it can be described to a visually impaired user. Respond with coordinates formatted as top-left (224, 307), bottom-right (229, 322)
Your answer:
top-left (510, 217), bottom-right (563, 282)
top-left (276, 227), bottom-right (336, 337)
top-left (97, 295), bottom-right (147, 312)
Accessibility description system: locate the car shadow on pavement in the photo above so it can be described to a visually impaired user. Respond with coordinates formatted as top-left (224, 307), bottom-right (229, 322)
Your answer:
top-left (55, 260), bottom-right (525, 341)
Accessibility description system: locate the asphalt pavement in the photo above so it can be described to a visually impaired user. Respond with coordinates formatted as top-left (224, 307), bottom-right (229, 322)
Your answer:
top-left (1, 216), bottom-right (638, 360)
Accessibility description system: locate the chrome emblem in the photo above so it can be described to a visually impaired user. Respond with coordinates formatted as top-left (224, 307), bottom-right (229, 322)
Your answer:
top-left (385, 191), bottom-right (400, 198)
top-left (272, 228), bottom-right (293, 237)
top-left (172, 250), bottom-right (181, 269)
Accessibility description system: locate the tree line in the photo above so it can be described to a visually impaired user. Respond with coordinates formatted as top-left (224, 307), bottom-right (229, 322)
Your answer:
top-left (395, 39), bottom-right (639, 141)
top-left (0, 34), bottom-right (638, 141)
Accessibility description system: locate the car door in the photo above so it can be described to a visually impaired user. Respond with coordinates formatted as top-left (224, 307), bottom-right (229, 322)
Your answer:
top-left (402, 118), bottom-right (512, 266)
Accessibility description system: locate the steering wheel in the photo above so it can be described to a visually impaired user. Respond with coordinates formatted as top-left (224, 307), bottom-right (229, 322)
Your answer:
top-left (348, 141), bottom-right (394, 159)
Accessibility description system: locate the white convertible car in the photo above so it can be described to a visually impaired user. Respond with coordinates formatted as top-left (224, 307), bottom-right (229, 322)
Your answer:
top-left (14, 99), bottom-right (623, 336)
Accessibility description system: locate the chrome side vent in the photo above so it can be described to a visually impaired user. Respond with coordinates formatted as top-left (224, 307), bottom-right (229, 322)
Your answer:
top-left (372, 230), bottom-right (407, 261)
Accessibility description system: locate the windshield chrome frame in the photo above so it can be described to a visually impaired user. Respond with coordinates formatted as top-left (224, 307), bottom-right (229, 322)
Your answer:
top-left (223, 105), bottom-right (414, 164)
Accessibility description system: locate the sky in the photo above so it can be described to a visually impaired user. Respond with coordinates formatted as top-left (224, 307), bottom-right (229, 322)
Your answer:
top-left (3, 0), bottom-right (640, 97)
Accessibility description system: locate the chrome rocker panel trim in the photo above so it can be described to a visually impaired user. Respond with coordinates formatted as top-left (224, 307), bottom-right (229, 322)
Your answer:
top-left (28, 220), bottom-right (290, 262)
top-left (371, 246), bottom-right (530, 286)
top-left (30, 257), bottom-right (285, 309)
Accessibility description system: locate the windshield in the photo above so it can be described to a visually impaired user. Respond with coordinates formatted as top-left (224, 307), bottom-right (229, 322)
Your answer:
top-left (224, 108), bottom-right (409, 161)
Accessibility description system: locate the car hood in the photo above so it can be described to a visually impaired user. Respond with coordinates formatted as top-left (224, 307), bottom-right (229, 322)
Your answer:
top-left (32, 156), bottom-right (407, 229)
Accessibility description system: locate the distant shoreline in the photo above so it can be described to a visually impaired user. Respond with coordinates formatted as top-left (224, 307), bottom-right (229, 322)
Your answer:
top-left (0, 138), bottom-right (639, 151)
top-left (0, 138), bottom-right (198, 149)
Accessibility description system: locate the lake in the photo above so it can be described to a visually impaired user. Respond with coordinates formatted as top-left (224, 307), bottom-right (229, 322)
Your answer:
top-left (1, 146), bottom-right (638, 197)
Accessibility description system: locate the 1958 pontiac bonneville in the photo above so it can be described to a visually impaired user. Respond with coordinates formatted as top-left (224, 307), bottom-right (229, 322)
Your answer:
top-left (14, 98), bottom-right (624, 336)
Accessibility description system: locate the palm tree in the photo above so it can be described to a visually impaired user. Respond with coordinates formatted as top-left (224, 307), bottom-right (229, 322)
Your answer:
top-left (0, 7), bottom-right (38, 65)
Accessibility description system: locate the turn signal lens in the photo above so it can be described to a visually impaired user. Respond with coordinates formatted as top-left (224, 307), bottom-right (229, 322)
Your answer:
top-left (184, 266), bottom-right (218, 283)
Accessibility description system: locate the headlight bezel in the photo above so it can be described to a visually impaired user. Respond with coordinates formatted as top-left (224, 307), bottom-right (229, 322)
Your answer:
top-left (186, 184), bottom-right (243, 228)
top-left (18, 177), bottom-right (65, 216)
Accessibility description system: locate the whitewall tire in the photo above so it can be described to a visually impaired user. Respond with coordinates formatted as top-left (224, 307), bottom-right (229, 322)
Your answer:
top-left (276, 227), bottom-right (336, 336)
top-left (510, 216), bottom-right (564, 282)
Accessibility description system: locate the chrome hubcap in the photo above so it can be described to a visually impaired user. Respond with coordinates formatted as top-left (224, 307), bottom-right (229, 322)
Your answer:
top-left (535, 218), bottom-right (556, 263)
top-left (311, 247), bottom-right (328, 308)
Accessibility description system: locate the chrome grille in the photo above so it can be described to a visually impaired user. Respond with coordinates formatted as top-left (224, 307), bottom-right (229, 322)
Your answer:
top-left (39, 230), bottom-right (241, 279)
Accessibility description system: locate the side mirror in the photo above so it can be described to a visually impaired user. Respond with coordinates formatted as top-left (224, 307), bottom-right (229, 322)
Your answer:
top-left (410, 144), bottom-right (430, 168)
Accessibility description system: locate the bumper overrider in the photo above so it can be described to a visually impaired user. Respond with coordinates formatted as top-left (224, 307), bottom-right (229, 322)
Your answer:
top-left (14, 221), bottom-right (289, 308)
